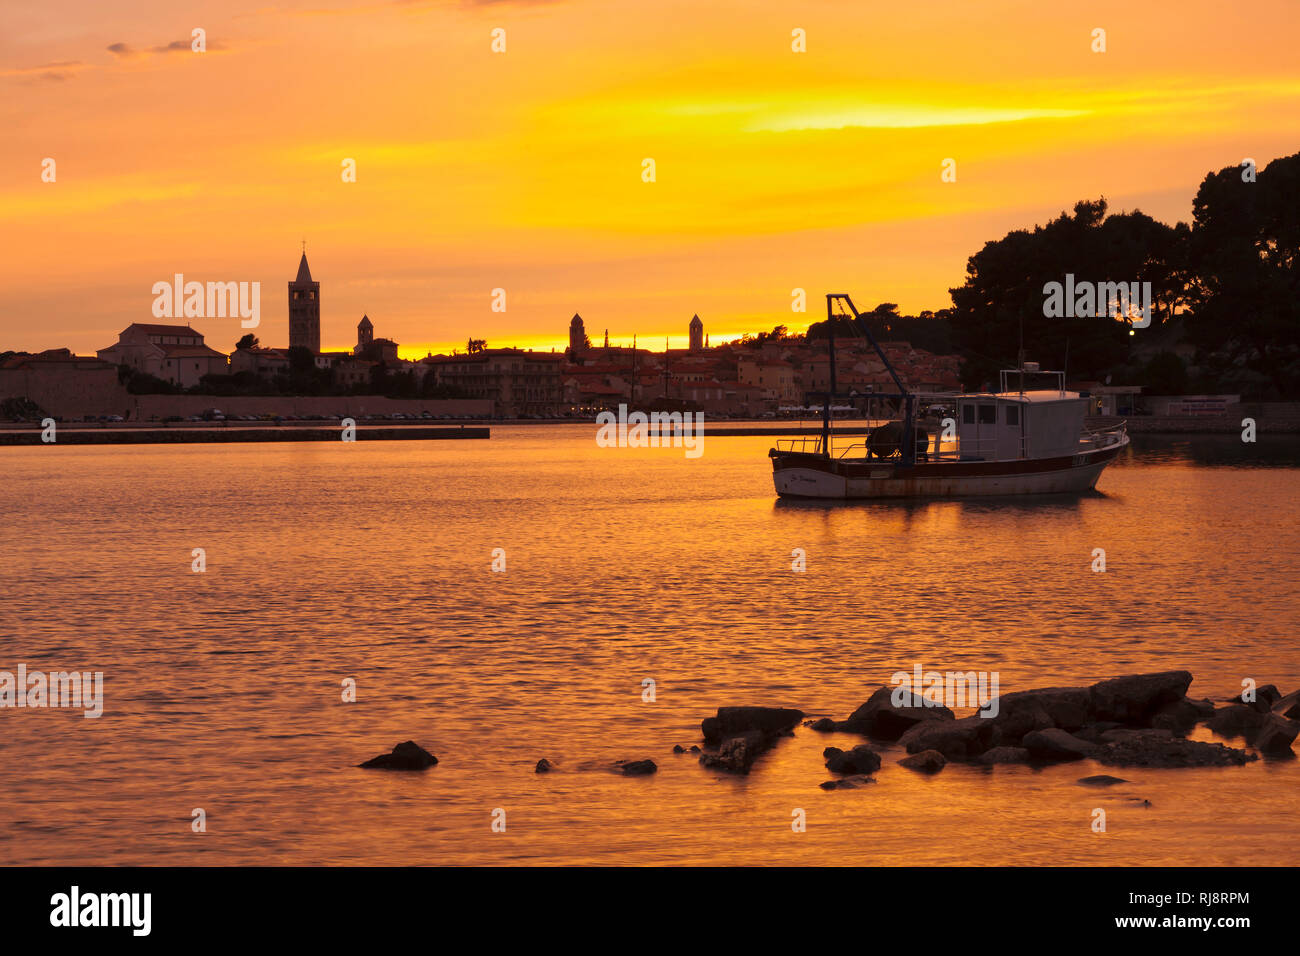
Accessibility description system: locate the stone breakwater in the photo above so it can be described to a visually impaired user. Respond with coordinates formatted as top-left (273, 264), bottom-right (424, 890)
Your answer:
top-left (0, 425), bottom-right (490, 445)
top-left (356, 672), bottom-right (1300, 786)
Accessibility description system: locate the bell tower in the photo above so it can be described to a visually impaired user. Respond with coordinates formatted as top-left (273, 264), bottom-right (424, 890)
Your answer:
top-left (689, 314), bottom-right (704, 352)
top-left (288, 251), bottom-right (320, 353)
top-left (569, 314), bottom-right (586, 356)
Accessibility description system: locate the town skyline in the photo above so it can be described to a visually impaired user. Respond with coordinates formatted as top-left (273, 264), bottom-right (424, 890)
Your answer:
top-left (6, 248), bottom-right (871, 361)
top-left (0, 249), bottom-right (965, 421)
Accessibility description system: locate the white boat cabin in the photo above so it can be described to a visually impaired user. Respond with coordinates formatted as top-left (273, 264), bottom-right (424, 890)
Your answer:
top-left (955, 368), bottom-right (1088, 462)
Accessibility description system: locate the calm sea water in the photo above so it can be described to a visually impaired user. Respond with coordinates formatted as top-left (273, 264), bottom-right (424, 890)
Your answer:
top-left (2, 427), bottom-right (1298, 866)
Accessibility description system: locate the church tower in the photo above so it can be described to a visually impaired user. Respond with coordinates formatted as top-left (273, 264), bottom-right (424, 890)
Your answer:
top-left (569, 314), bottom-right (586, 357)
top-left (689, 314), bottom-right (704, 352)
top-left (288, 252), bottom-right (320, 354)
top-left (357, 314), bottom-right (373, 350)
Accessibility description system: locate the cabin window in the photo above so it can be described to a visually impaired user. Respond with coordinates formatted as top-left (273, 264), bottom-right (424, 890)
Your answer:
top-left (961, 404), bottom-right (975, 425)
top-left (978, 404), bottom-right (997, 424)
top-left (1006, 405), bottom-right (1020, 426)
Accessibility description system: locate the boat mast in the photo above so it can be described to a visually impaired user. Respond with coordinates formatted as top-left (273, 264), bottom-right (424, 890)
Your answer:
top-left (821, 310), bottom-right (836, 458)
top-left (825, 293), bottom-right (916, 466)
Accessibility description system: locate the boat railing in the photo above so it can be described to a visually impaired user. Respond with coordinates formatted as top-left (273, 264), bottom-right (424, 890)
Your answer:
top-left (775, 436), bottom-right (824, 455)
top-left (777, 418), bottom-right (1127, 462)
top-left (825, 429), bottom-right (1026, 462)
top-left (836, 424), bottom-right (1125, 462)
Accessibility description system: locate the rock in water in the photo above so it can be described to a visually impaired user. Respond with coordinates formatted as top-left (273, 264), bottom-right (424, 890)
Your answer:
top-left (899, 716), bottom-right (996, 760)
top-left (1254, 714), bottom-right (1299, 755)
top-left (1241, 685), bottom-right (1282, 713)
top-left (535, 758), bottom-right (555, 773)
top-left (978, 746), bottom-right (1031, 765)
top-left (1206, 704), bottom-right (1266, 738)
top-left (987, 687), bottom-right (1092, 735)
top-left (1100, 727), bottom-right (1172, 744)
top-left (1095, 732), bottom-right (1256, 768)
top-left (1023, 728), bottom-right (1097, 761)
top-left (698, 706), bottom-right (805, 774)
top-left (1272, 689), bottom-right (1300, 721)
top-left (1150, 697), bottom-right (1210, 733)
top-left (699, 731), bottom-right (768, 773)
top-left (359, 740), bottom-right (438, 770)
top-left (840, 686), bottom-right (953, 740)
top-left (1077, 774), bottom-right (1128, 786)
top-left (1073, 722), bottom-right (1124, 743)
top-left (808, 717), bottom-right (837, 732)
top-left (898, 749), bottom-right (947, 773)
top-left (824, 744), bottom-right (882, 775)
top-left (819, 774), bottom-right (876, 790)
top-left (617, 759), bottom-right (657, 776)
top-left (700, 706), bottom-right (805, 743)
top-left (1090, 671), bottom-right (1193, 724)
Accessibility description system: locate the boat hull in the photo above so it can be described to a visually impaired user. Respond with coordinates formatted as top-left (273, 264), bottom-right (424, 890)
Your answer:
top-left (771, 439), bottom-right (1127, 499)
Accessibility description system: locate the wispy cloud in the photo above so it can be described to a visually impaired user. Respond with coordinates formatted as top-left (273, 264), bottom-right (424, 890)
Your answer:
top-left (106, 37), bottom-right (225, 59)
top-left (751, 105), bottom-right (1088, 132)
top-left (0, 60), bottom-right (89, 83)
top-left (249, 0), bottom-right (566, 18)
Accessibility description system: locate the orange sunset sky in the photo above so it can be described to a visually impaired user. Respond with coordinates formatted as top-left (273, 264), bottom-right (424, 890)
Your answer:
top-left (2, 0), bottom-right (1298, 359)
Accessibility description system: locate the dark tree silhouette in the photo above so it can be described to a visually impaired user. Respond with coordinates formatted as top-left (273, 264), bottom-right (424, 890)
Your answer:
top-left (948, 198), bottom-right (1181, 389)
top-left (1184, 152), bottom-right (1300, 397)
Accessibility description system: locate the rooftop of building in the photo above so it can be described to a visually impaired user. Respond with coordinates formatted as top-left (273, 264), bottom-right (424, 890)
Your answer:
top-left (118, 323), bottom-right (204, 339)
top-left (1, 349), bottom-right (115, 369)
top-left (161, 344), bottom-right (227, 359)
top-left (292, 253), bottom-right (315, 285)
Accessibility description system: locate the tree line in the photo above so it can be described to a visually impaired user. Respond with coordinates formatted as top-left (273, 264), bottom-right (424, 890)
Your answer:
top-left (762, 151), bottom-right (1300, 399)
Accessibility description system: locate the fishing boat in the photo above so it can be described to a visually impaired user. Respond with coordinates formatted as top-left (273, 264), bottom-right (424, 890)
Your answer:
top-left (768, 293), bottom-right (1129, 499)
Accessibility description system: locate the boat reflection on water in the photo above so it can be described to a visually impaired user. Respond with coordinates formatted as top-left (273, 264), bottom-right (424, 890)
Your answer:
top-left (772, 487), bottom-right (1110, 513)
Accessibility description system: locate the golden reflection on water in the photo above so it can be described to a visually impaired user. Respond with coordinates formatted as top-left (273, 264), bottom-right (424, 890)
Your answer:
top-left (0, 429), bottom-right (1297, 864)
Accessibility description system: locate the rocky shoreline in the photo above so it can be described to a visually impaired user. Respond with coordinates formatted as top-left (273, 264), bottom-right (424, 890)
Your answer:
top-left (800, 670), bottom-right (1296, 782)
top-left (357, 672), bottom-right (1299, 787)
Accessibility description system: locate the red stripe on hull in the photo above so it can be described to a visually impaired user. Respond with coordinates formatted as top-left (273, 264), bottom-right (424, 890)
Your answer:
top-left (771, 444), bottom-right (1122, 480)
